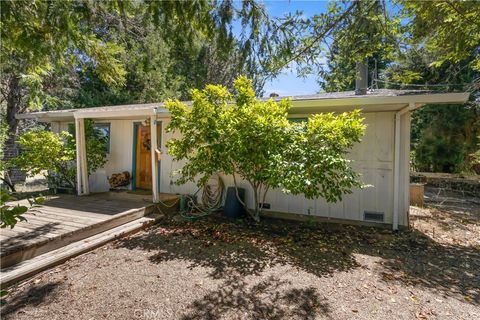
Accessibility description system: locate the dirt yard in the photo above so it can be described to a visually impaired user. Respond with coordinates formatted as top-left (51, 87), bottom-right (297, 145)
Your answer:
top-left (1, 187), bottom-right (479, 319)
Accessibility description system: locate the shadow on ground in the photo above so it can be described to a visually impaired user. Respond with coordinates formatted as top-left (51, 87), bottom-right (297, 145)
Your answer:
top-left (118, 212), bottom-right (480, 305)
top-left (119, 218), bottom-right (359, 279)
top-left (1, 281), bottom-right (62, 317)
top-left (1, 223), bottom-right (61, 252)
top-left (181, 275), bottom-right (330, 320)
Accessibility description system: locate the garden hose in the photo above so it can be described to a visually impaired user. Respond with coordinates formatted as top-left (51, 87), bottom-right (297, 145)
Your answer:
top-left (143, 174), bottom-right (225, 219)
top-left (180, 174), bottom-right (225, 220)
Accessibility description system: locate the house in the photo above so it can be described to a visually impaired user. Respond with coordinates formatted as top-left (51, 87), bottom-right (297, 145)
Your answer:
top-left (16, 89), bottom-right (469, 230)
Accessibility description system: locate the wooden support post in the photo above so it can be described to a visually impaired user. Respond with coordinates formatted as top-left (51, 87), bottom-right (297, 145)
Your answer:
top-left (75, 118), bottom-right (82, 196)
top-left (79, 119), bottom-right (89, 195)
top-left (150, 115), bottom-right (159, 203)
top-left (75, 118), bottom-right (89, 196)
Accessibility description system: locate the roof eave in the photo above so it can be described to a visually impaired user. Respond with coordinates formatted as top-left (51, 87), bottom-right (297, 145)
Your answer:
top-left (290, 92), bottom-right (469, 108)
top-left (15, 92), bottom-right (470, 121)
top-left (15, 110), bottom-right (75, 122)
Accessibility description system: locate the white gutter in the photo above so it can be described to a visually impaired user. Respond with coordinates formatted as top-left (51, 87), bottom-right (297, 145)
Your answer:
top-left (73, 108), bottom-right (157, 119)
top-left (392, 102), bottom-right (423, 230)
top-left (289, 92), bottom-right (470, 109)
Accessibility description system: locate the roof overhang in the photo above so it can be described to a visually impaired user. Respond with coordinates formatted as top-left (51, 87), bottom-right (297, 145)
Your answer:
top-left (288, 92), bottom-right (470, 114)
top-left (16, 92), bottom-right (470, 122)
top-left (16, 110), bottom-right (75, 122)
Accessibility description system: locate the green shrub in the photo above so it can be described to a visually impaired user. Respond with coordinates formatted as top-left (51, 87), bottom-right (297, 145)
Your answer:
top-left (13, 120), bottom-right (108, 190)
top-left (166, 77), bottom-right (366, 221)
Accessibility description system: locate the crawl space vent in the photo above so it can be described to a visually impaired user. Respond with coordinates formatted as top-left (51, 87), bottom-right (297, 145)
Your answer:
top-left (364, 211), bottom-right (385, 223)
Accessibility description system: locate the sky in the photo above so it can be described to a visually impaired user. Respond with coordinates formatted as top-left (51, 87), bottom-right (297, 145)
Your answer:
top-left (260, 1), bottom-right (330, 97)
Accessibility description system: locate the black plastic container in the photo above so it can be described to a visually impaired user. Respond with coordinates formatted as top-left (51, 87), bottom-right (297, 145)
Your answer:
top-left (223, 186), bottom-right (245, 218)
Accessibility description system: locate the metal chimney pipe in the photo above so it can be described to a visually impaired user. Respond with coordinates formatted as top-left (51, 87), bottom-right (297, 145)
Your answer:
top-left (355, 60), bottom-right (368, 95)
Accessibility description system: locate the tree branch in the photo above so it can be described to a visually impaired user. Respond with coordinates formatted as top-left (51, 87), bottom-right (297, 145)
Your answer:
top-left (269, 1), bottom-right (357, 75)
top-left (444, 1), bottom-right (480, 28)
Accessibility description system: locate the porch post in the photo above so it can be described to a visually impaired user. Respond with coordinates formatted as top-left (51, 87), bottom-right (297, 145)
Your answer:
top-left (79, 119), bottom-right (89, 195)
top-left (75, 118), bottom-right (83, 195)
top-left (150, 115), bottom-right (159, 203)
top-left (75, 117), bottom-right (89, 195)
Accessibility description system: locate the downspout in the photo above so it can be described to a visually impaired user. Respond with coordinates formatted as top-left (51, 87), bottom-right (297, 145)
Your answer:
top-left (393, 102), bottom-right (416, 230)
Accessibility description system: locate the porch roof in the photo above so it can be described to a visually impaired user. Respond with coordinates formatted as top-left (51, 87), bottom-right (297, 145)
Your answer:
top-left (16, 89), bottom-right (470, 122)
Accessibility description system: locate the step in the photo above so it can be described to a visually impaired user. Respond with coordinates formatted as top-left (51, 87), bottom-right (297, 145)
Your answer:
top-left (1, 206), bottom-right (153, 269)
top-left (1, 216), bottom-right (156, 288)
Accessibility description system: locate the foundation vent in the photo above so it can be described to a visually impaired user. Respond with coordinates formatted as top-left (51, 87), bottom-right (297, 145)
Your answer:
top-left (364, 211), bottom-right (385, 222)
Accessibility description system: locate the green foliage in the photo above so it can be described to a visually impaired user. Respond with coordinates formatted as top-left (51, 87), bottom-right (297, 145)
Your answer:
top-left (13, 130), bottom-right (76, 188)
top-left (82, 120), bottom-right (110, 177)
top-left (281, 110), bottom-right (366, 201)
top-left (471, 139), bottom-right (480, 170)
top-left (72, 11), bottom-right (249, 107)
top-left (166, 77), bottom-right (365, 221)
top-left (387, 49), bottom-right (479, 174)
top-left (317, 1), bottom-right (399, 91)
top-left (400, 0), bottom-right (480, 72)
top-left (0, 190), bottom-right (44, 229)
top-left (290, 1), bottom-right (479, 90)
top-left (13, 120), bottom-right (108, 190)
top-left (1, 0), bottom-right (298, 113)
top-left (411, 104), bottom-right (480, 173)
top-left (0, 0), bottom-right (127, 109)
top-left (306, 2), bottom-right (480, 174)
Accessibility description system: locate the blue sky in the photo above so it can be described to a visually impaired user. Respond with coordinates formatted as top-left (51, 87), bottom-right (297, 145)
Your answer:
top-left (260, 1), bottom-right (330, 97)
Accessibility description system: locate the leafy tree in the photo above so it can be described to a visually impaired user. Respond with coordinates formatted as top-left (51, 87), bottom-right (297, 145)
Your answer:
top-left (317, 1), bottom-right (398, 91)
top-left (298, 1), bottom-right (479, 173)
top-left (400, 0), bottom-right (480, 72)
top-left (72, 10), bottom-right (249, 107)
top-left (0, 0), bottom-right (126, 187)
top-left (0, 190), bottom-right (44, 229)
top-left (166, 77), bottom-right (365, 221)
top-left (385, 49), bottom-right (479, 173)
top-left (411, 103), bottom-right (479, 173)
top-left (282, 1), bottom-right (479, 87)
top-left (12, 120), bottom-right (108, 190)
top-left (1, 0), bottom-right (301, 192)
top-left (471, 138), bottom-right (480, 173)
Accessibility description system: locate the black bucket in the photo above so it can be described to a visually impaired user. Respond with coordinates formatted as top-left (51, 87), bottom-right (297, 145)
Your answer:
top-left (223, 186), bottom-right (245, 218)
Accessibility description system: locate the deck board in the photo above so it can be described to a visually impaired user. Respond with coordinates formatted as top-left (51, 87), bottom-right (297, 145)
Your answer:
top-left (20, 214), bottom-right (86, 229)
top-left (31, 209), bottom-right (108, 222)
top-left (0, 192), bottom-right (177, 268)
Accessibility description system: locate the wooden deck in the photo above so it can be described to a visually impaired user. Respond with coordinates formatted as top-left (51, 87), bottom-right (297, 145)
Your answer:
top-left (0, 192), bottom-right (178, 269)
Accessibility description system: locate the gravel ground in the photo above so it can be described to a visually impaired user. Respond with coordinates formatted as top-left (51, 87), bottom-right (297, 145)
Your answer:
top-left (1, 189), bottom-right (479, 320)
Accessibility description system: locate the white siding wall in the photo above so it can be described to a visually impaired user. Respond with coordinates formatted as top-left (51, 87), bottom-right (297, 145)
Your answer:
top-left (55, 110), bottom-right (410, 226)
top-left (90, 120), bottom-right (134, 192)
top-left (159, 111), bottom-right (409, 226)
top-left (56, 120), bottom-right (135, 193)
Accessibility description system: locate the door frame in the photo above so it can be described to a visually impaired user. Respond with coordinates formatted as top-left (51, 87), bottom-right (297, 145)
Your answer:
top-left (131, 121), bottom-right (162, 191)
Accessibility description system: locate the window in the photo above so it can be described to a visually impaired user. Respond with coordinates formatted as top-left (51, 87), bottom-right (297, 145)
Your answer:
top-left (67, 122), bottom-right (111, 153)
top-left (94, 123), bottom-right (111, 153)
top-left (67, 123), bottom-right (75, 135)
top-left (288, 117), bottom-right (308, 124)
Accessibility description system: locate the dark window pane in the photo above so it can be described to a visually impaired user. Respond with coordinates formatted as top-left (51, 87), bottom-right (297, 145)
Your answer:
top-left (93, 123), bottom-right (111, 153)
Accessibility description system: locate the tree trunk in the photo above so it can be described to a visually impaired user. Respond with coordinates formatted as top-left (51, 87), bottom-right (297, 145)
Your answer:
top-left (252, 184), bottom-right (260, 221)
top-left (232, 173), bottom-right (260, 222)
top-left (2, 75), bottom-right (26, 187)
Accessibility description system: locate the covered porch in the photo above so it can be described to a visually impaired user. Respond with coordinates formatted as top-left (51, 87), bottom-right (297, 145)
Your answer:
top-left (17, 104), bottom-right (169, 203)
top-left (73, 104), bottom-right (169, 203)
